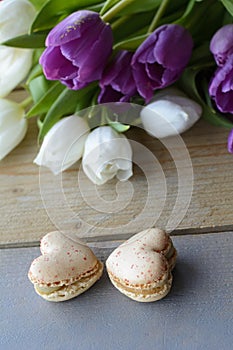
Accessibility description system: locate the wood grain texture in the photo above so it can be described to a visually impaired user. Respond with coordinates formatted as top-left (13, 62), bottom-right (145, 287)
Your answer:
top-left (1, 91), bottom-right (233, 244)
top-left (0, 232), bottom-right (232, 350)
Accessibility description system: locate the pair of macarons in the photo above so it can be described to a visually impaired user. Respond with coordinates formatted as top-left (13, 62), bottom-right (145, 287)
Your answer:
top-left (28, 228), bottom-right (177, 302)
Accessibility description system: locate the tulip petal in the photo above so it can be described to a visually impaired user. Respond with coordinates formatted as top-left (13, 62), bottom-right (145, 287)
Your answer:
top-left (45, 10), bottom-right (100, 46)
top-left (154, 25), bottom-right (193, 70)
top-left (209, 54), bottom-right (233, 113)
top-left (0, 98), bottom-right (27, 160)
top-left (98, 51), bottom-right (136, 103)
top-left (0, 0), bottom-right (36, 43)
top-left (131, 24), bottom-right (193, 102)
top-left (39, 46), bottom-right (78, 81)
top-left (0, 46), bottom-right (33, 98)
top-left (34, 115), bottom-right (90, 174)
top-left (40, 10), bottom-right (113, 90)
top-left (82, 126), bottom-right (133, 185)
top-left (210, 24), bottom-right (233, 66)
top-left (141, 93), bottom-right (202, 138)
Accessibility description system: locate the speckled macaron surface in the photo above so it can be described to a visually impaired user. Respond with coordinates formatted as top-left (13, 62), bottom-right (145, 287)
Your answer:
top-left (106, 228), bottom-right (177, 302)
top-left (28, 231), bottom-right (103, 302)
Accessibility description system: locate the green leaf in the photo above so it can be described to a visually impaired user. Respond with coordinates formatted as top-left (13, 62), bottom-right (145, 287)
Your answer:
top-left (108, 121), bottom-right (130, 133)
top-left (117, 0), bottom-right (161, 15)
top-left (104, 113), bottom-right (130, 133)
top-left (2, 32), bottom-right (47, 48)
top-left (99, 0), bottom-right (118, 15)
top-left (114, 34), bottom-right (148, 51)
top-left (220, 0), bottom-right (233, 16)
top-left (31, 0), bottom-right (102, 32)
top-left (26, 82), bottom-right (65, 118)
top-left (112, 11), bottom-right (154, 43)
top-left (179, 67), bottom-right (233, 129)
top-left (29, 0), bottom-right (48, 10)
top-left (175, 0), bottom-right (196, 24)
top-left (26, 64), bottom-right (43, 85)
top-left (39, 83), bottom-right (97, 139)
top-left (117, 0), bottom-right (188, 16)
top-left (28, 75), bottom-right (53, 103)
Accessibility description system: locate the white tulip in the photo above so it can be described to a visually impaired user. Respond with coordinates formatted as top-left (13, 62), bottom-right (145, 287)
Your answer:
top-left (0, 0), bottom-right (36, 97)
top-left (82, 126), bottom-right (133, 185)
top-left (141, 88), bottom-right (202, 138)
top-left (0, 98), bottom-right (27, 160)
top-left (0, 46), bottom-right (33, 98)
top-left (34, 115), bottom-right (90, 175)
top-left (0, 0), bottom-right (36, 42)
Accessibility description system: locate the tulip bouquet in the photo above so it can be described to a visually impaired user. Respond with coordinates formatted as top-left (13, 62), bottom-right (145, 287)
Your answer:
top-left (1, 0), bottom-right (233, 184)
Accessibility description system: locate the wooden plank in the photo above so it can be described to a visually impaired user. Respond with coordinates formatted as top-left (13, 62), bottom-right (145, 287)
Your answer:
top-left (0, 232), bottom-right (232, 349)
top-left (1, 91), bottom-right (233, 244)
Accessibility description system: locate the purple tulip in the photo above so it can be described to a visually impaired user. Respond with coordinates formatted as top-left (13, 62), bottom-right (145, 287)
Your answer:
top-left (210, 24), bottom-right (233, 67)
top-left (228, 129), bottom-right (233, 153)
top-left (209, 54), bottom-right (233, 114)
top-left (98, 50), bottom-right (137, 103)
top-left (131, 24), bottom-right (193, 102)
top-left (39, 10), bottom-right (113, 90)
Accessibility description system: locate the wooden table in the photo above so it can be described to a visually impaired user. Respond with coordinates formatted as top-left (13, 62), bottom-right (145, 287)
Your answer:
top-left (1, 91), bottom-right (233, 349)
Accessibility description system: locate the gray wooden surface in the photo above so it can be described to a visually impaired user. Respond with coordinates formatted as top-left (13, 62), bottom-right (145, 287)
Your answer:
top-left (1, 232), bottom-right (232, 350)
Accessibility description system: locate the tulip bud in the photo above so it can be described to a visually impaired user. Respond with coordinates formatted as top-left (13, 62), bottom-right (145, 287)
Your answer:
top-left (98, 50), bottom-right (136, 103)
top-left (0, 46), bottom-right (33, 98)
top-left (141, 89), bottom-right (202, 138)
top-left (0, 98), bottom-right (27, 160)
top-left (210, 24), bottom-right (233, 67)
top-left (82, 126), bottom-right (133, 185)
top-left (209, 54), bottom-right (233, 114)
top-left (34, 116), bottom-right (90, 174)
top-left (40, 10), bottom-right (113, 90)
top-left (131, 24), bottom-right (193, 102)
top-left (0, 0), bottom-right (36, 42)
top-left (0, 0), bottom-right (36, 97)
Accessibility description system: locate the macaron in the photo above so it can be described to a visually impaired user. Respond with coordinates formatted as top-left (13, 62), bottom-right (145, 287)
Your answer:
top-left (106, 228), bottom-right (177, 302)
top-left (28, 231), bottom-right (103, 302)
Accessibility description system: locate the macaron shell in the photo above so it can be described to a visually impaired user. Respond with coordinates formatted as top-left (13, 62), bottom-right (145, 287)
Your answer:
top-left (123, 228), bottom-right (171, 254)
top-left (108, 271), bottom-right (173, 302)
top-left (106, 228), bottom-right (172, 285)
top-left (106, 248), bottom-right (169, 285)
top-left (28, 231), bottom-right (99, 285)
top-left (40, 231), bottom-right (86, 255)
top-left (106, 228), bottom-right (177, 302)
top-left (34, 261), bottom-right (104, 302)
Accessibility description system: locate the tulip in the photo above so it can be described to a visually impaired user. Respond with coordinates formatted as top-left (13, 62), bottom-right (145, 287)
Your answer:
top-left (98, 50), bottom-right (137, 103)
top-left (0, 0), bottom-right (36, 97)
top-left (82, 126), bottom-right (132, 185)
top-left (210, 24), bottom-right (233, 67)
top-left (131, 24), bottom-right (193, 103)
top-left (0, 46), bottom-right (33, 98)
top-left (39, 10), bottom-right (113, 90)
top-left (0, 98), bottom-right (27, 160)
top-left (0, 0), bottom-right (36, 42)
top-left (34, 115), bottom-right (90, 175)
top-left (209, 54), bottom-right (233, 114)
top-left (141, 89), bottom-right (202, 138)
top-left (227, 129), bottom-right (233, 154)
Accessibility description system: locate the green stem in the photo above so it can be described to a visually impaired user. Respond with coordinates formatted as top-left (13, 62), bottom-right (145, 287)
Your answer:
top-left (100, 107), bottom-right (108, 126)
top-left (20, 96), bottom-right (32, 109)
top-left (102, 0), bottom-right (134, 23)
top-left (147, 0), bottom-right (171, 33)
top-left (111, 14), bottom-right (131, 31)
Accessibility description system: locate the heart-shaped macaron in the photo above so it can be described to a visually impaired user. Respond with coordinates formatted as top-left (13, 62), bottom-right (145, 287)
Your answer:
top-left (106, 228), bottom-right (177, 302)
top-left (28, 231), bottom-right (103, 302)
